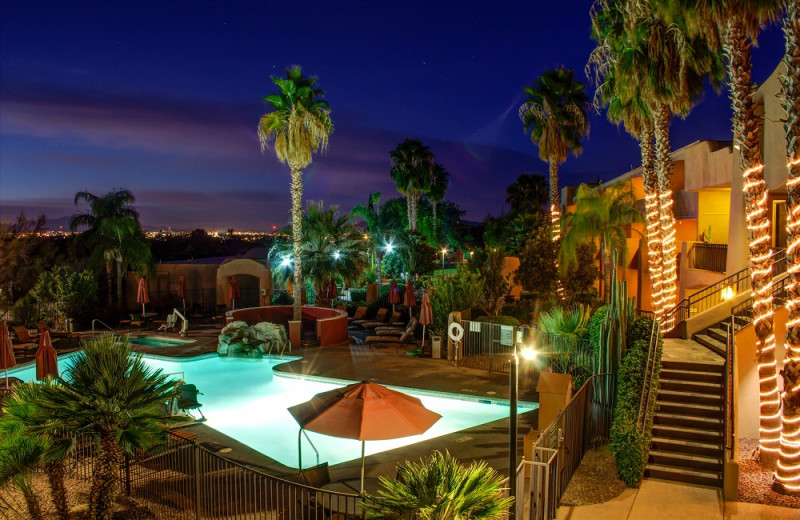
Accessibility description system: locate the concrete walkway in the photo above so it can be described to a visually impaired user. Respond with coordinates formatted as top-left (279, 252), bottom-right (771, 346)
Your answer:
top-left (556, 479), bottom-right (796, 519)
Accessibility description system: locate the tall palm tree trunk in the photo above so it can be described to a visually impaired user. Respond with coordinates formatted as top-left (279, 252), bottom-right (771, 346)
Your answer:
top-left (106, 264), bottom-right (113, 309)
top-left (406, 190), bottom-right (413, 231)
top-left (46, 462), bottom-right (69, 520)
top-left (548, 158), bottom-right (561, 242)
top-left (409, 192), bottom-right (419, 231)
top-left (602, 241), bottom-right (611, 304)
top-left (725, 17), bottom-right (780, 467)
top-left (432, 201), bottom-right (438, 243)
top-left (653, 104), bottom-right (678, 324)
top-left (775, 0), bottom-right (800, 494)
top-left (116, 260), bottom-right (124, 311)
top-left (290, 167), bottom-right (304, 321)
top-left (90, 433), bottom-right (122, 520)
top-left (376, 251), bottom-right (382, 286)
top-left (640, 125), bottom-right (665, 318)
top-left (18, 479), bottom-right (43, 520)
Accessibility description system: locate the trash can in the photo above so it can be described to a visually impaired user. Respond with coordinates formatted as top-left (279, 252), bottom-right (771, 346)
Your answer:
top-left (66, 319), bottom-right (74, 333)
top-left (431, 336), bottom-right (442, 359)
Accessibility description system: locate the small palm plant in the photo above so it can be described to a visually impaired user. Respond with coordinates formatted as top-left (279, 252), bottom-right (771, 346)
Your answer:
top-left (362, 451), bottom-right (512, 520)
top-left (37, 335), bottom-right (178, 520)
top-left (0, 433), bottom-right (49, 520)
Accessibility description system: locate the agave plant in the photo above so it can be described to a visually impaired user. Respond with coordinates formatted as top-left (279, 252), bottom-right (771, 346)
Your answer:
top-left (362, 451), bottom-right (512, 520)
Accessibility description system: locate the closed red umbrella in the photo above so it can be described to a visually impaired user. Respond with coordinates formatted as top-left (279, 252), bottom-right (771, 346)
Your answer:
top-left (0, 322), bottom-right (16, 388)
top-left (35, 331), bottom-right (58, 381)
top-left (288, 381), bottom-right (441, 492)
top-left (419, 292), bottom-right (433, 348)
top-left (388, 279), bottom-right (400, 313)
top-left (229, 275), bottom-right (241, 309)
top-left (177, 275), bottom-right (186, 314)
top-left (326, 278), bottom-right (338, 307)
top-left (137, 277), bottom-right (150, 316)
top-left (403, 281), bottom-right (416, 319)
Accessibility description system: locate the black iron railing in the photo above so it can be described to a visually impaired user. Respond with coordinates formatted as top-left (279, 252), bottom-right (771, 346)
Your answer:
top-left (689, 243), bottom-right (728, 273)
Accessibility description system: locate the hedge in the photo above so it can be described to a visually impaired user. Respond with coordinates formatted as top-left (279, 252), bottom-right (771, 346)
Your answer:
top-left (475, 315), bottom-right (521, 327)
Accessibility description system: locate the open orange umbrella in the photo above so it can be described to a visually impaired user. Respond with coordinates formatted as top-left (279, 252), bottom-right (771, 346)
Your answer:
top-left (388, 279), bottom-right (400, 314)
top-left (137, 277), bottom-right (150, 316)
top-left (288, 381), bottom-right (441, 492)
top-left (0, 322), bottom-right (16, 388)
top-left (419, 292), bottom-right (433, 348)
top-left (35, 331), bottom-right (58, 381)
top-left (229, 275), bottom-right (241, 309)
top-left (403, 281), bottom-right (416, 319)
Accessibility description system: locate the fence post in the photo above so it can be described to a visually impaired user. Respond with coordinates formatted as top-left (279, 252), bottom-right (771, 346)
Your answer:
top-left (194, 445), bottom-right (201, 520)
top-left (124, 452), bottom-right (131, 497)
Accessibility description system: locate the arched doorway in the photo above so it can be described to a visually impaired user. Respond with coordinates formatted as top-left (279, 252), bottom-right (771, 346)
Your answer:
top-left (216, 258), bottom-right (272, 309)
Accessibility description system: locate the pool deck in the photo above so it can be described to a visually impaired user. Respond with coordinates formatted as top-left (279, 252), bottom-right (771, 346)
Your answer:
top-left (19, 325), bottom-right (539, 483)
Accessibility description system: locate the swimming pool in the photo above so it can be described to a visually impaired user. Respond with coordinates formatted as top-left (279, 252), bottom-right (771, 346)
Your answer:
top-left (129, 336), bottom-right (192, 347)
top-left (9, 353), bottom-right (536, 469)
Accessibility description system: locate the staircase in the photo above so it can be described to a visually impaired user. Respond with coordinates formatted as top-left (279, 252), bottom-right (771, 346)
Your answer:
top-left (645, 359), bottom-right (724, 487)
top-left (692, 316), bottom-right (750, 358)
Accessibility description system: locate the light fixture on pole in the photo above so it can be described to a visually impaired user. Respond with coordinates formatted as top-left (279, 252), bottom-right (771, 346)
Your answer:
top-left (509, 340), bottom-right (536, 519)
top-left (441, 247), bottom-right (447, 275)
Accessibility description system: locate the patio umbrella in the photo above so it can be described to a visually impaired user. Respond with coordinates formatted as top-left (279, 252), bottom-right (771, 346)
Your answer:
top-left (177, 275), bottom-right (186, 315)
top-left (326, 278), bottom-right (338, 307)
top-left (35, 331), bottom-right (58, 381)
top-left (388, 279), bottom-right (400, 314)
top-left (137, 277), bottom-right (150, 317)
top-left (0, 322), bottom-right (16, 388)
top-left (229, 276), bottom-right (241, 310)
top-left (288, 381), bottom-right (441, 492)
top-left (419, 292), bottom-right (433, 349)
top-left (403, 281), bottom-right (416, 319)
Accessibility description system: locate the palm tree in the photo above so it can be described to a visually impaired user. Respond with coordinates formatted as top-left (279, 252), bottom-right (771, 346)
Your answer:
top-left (0, 433), bottom-right (47, 520)
top-left (351, 192), bottom-right (393, 285)
top-left (560, 183), bottom-right (642, 302)
top-left (37, 335), bottom-right (177, 520)
top-left (70, 189), bottom-right (140, 307)
top-left (426, 163), bottom-right (449, 244)
top-left (95, 216), bottom-right (152, 310)
top-left (390, 139), bottom-right (435, 232)
top-left (0, 382), bottom-right (72, 520)
top-left (776, 0), bottom-right (800, 495)
top-left (505, 173), bottom-right (549, 215)
top-left (362, 451), bottom-right (513, 520)
top-left (519, 68), bottom-right (590, 243)
top-left (258, 66), bottom-right (333, 322)
top-left (270, 203), bottom-right (368, 307)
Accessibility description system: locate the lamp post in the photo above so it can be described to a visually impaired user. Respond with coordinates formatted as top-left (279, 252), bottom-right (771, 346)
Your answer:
top-left (509, 340), bottom-right (536, 519)
top-left (441, 247), bottom-right (447, 275)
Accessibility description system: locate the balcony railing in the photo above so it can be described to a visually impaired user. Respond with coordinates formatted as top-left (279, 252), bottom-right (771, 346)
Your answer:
top-left (689, 243), bottom-right (728, 273)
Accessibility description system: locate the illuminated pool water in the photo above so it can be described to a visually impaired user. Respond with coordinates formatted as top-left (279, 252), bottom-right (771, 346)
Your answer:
top-left (9, 353), bottom-right (535, 469)
top-left (129, 336), bottom-right (192, 348)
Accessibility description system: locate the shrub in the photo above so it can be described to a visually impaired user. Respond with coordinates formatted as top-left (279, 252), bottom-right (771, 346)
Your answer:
top-left (271, 292), bottom-right (293, 305)
top-left (429, 270), bottom-right (483, 334)
top-left (476, 315), bottom-right (520, 327)
top-left (609, 331), bottom-right (663, 487)
top-left (349, 288), bottom-right (367, 303)
top-left (586, 305), bottom-right (608, 353)
top-left (537, 305), bottom-right (590, 337)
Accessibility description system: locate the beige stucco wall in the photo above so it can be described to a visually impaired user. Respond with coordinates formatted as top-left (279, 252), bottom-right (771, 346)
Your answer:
top-left (216, 258), bottom-right (272, 308)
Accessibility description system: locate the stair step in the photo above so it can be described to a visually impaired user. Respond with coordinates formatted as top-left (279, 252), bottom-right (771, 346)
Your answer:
top-left (653, 412), bottom-right (723, 429)
top-left (660, 360), bottom-right (724, 374)
top-left (659, 369), bottom-right (723, 384)
top-left (707, 327), bottom-right (729, 344)
top-left (652, 425), bottom-right (723, 444)
top-left (644, 464), bottom-right (722, 487)
top-left (650, 437), bottom-right (722, 457)
top-left (657, 390), bottom-right (722, 406)
top-left (656, 401), bottom-right (723, 419)
top-left (660, 379), bottom-right (723, 395)
top-left (648, 450), bottom-right (723, 472)
top-left (693, 334), bottom-right (727, 357)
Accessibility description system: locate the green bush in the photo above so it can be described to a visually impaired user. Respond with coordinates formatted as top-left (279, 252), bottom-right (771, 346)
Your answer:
top-left (586, 305), bottom-right (608, 353)
top-left (271, 292), bottom-right (293, 305)
top-left (476, 315), bottom-right (520, 327)
top-left (628, 316), bottom-right (657, 347)
top-left (609, 331), bottom-right (663, 487)
top-left (349, 288), bottom-right (367, 303)
top-left (429, 270), bottom-right (483, 334)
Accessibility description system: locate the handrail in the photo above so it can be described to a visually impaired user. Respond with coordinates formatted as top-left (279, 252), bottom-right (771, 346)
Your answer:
top-left (724, 315), bottom-right (735, 458)
top-left (297, 428), bottom-right (320, 471)
top-left (91, 319), bottom-right (114, 334)
top-left (688, 242), bottom-right (728, 273)
top-left (730, 271), bottom-right (791, 332)
top-left (661, 248), bottom-right (786, 332)
top-left (637, 317), bottom-right (661, 432)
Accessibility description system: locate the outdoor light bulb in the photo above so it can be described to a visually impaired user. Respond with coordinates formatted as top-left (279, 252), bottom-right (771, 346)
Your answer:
top-left (386, 243), bottom-right (393, 253)
top-left (721, 286), bottom-right (735, 301)
top-left (520, 347), bottom-right (537, 361)
top-left (442, 248), bottom-right (447, 254)
top-left (333, 251), bottom-right (341, 260)
top-left (281, 257), bottom-right (291, 267)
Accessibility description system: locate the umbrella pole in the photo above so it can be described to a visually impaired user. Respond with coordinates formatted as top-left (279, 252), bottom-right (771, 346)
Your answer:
top-left (422, 325), bottom-right (426, 349)
top-left (361, 440), bottom-right (366, 493)
top-left (4, 368), bottom-right (7, 388)
top-left (298, 429), bottom-right (303, 473)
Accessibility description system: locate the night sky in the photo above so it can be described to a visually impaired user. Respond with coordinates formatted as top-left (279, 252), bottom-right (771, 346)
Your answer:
top-left (0, 1), bottom-right (786, 231)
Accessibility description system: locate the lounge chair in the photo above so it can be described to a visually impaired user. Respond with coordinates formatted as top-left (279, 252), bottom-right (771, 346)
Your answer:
top-left (11, 326), bottom-right (37, 356)
top-left (347, 306), bottom-right (368, 323)
top-left (374, 317), bottom-right (418, 337)
top-left (158, 313), bottom-right (178, 332)
top-left (129, 314), bottom-right (144, 331)
top-left (364, 319), bottom-right (418, 346)
top-left (357, 308), bottom-right (390, 329)
top-left (175, 383), bottom-right (206, 422)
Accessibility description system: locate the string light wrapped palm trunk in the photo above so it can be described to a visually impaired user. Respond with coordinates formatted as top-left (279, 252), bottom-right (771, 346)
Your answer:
top-left (725, 17), bottom-right (780, 467)
top-left (653, 105), bottom-right (678, 328)
top-left (549, 158), bottom-right (565, 299)
top-left (640, 124), bottom-right (665, 319)
top-left (775, 0), bottom-right (800, 494)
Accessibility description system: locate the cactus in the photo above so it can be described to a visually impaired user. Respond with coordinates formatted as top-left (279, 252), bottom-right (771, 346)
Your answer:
top-left (596, 251), bottom-right (636, 408)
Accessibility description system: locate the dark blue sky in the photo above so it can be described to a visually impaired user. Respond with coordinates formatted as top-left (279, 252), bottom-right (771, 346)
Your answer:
top-left (0, 1), bottom-right (786, 231)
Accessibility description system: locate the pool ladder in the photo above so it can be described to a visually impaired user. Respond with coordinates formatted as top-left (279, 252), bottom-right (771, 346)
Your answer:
top-left (91, 319), bottom-right (115, 335)
top-left (298, 429), bottom-right (320, 471)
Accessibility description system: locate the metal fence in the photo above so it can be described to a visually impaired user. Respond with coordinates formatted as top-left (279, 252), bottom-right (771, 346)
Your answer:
top-left (457, 319), bottom-right (516, 373)
top-left (518, 373), bottom-right (614, 520)
top-left (689, 243), bottom-right (728, 273)
top-left (63, 431), bottom-right (365, 520)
